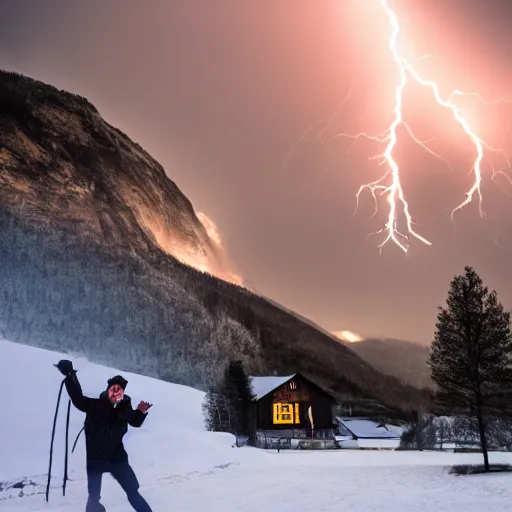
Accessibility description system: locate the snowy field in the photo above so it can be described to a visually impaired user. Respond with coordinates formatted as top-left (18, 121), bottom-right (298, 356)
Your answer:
top-left (1, 339), bottom-right (511, 511)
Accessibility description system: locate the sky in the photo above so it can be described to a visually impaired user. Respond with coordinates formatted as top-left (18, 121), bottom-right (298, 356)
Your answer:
top-left (1, 0), bottom-right (512, 344)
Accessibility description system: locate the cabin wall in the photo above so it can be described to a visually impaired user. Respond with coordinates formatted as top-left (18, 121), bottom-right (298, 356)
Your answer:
top-left (255, 374), bottom-right (335, 431)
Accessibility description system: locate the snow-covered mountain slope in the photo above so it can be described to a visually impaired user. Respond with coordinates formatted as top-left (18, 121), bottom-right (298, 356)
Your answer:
top-left (2, 339), bottom-right (512, 512)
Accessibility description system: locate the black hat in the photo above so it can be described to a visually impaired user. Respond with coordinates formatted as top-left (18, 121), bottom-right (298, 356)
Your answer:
top-left (107, 375), bottom-right (128, 390)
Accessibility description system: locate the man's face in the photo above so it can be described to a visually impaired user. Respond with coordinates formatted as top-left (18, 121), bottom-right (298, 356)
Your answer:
top-left (108, 384), bottom-right (124, 404)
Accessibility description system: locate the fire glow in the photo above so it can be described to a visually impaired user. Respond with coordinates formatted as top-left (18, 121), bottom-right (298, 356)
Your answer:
top-left (333, 330), bottom-right (363, 343)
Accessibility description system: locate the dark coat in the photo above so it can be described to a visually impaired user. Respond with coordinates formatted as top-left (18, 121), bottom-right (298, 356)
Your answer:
top-left (64, 373), bottom-right (147, 463)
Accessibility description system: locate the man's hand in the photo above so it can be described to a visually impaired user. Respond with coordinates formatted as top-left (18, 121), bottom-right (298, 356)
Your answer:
top-left (54, 360), bottom-right (75, 376)
top-left (137, 401), bottom-right (152, 414)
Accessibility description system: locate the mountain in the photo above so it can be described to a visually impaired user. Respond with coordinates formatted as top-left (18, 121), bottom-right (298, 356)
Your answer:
top-left (0, 71), bottom-right (239, 285)
top-left (348, 338), bottom-right (431, 390)
top-left (0, 70), bottom-right (429, 417)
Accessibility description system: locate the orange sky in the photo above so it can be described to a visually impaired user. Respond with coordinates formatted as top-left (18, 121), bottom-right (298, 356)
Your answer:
top-left (1, 0), bottom-right (512, 344)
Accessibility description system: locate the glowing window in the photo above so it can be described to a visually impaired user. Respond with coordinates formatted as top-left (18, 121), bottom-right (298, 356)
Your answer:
top-left (273, 403), bottom-right (301, 424)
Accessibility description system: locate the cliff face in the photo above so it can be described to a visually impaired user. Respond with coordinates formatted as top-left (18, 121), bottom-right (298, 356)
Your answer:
top-left (0, 70), bottom-right (429, 418)
top-left (0, 71), bottom-right (240, 284)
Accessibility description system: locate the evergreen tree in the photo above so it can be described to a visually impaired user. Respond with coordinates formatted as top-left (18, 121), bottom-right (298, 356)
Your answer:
top-left (428, 266), bottom-right (512, 470)
top-left (202, 359), bottom-right (255, 438)
top-left (223, 359), bottom-right (255, 436)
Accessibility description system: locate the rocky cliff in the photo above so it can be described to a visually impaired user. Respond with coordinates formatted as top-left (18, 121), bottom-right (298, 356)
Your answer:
top-left (0, 70), bottom-right (239, 284)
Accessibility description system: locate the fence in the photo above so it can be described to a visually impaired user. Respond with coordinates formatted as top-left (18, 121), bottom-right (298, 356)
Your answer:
top-left (255, 428), bottom-right (337, 450)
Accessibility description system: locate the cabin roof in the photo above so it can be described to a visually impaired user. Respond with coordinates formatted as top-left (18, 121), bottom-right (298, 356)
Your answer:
top-left (250, 374), bottom-right (296, 400)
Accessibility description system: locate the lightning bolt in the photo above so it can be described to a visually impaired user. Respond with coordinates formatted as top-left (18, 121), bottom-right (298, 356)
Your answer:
top-left (344, 0), bottom-right (511, 253)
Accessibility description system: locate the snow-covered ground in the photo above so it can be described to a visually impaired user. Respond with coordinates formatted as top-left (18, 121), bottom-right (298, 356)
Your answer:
top-left (1, 339), bottom-right (511, 511)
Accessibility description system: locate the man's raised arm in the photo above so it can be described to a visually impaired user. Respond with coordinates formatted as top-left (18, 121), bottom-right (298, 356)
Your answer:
top-left (55, 360), bottom-right (92, 413)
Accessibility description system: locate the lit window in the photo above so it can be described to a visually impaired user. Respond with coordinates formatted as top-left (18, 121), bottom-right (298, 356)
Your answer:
top-left (273, 403), bottom-right (301, 424)
top-left (273, 403), bottom-right (293, 423)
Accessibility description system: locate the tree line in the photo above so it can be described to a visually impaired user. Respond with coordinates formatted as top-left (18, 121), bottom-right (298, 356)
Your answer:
top-left (0, 199), bottom-right (426, 415)
top-left (399, 414), bottom-right (512, 452)
top-left (0, 206), bottom-right (263, 391)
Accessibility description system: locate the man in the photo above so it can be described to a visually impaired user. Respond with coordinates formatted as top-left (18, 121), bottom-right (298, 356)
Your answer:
top-left (55, 359), bottom-right (153, 512)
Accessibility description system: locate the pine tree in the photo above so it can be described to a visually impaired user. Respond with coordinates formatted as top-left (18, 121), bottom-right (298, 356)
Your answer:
top-left (223, 359), bottom-right (255, 436)
top-left (428, 266), bottom-right (512, 471)
top-left (202, 359), bottom-right (255, 437)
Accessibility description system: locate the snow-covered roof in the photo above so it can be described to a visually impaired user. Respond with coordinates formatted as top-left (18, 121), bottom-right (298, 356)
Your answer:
top-left (250, 374), bottom-right (296, 400)
top-left (336, 417), bottom-right (402, 439)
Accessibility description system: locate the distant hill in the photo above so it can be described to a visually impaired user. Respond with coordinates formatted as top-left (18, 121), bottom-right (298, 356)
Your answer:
top-left (0, 70), bottom-right (429, 418)
top-left (349, 338), bottom-right (431, 390)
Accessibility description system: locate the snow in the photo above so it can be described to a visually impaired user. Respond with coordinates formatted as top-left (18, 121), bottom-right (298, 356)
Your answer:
top-left (250, 374), bottom-right (295, 399)
top-left (335, 417), bottom-right (403, 449)
top-left (2, 339), bottom-right (512, 511)
top-left (338, 417), bottom-right (402, 438)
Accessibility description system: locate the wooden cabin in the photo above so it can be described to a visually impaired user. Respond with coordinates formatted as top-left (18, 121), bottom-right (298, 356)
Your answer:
top-left (248, 373), bottom-right (337, 449)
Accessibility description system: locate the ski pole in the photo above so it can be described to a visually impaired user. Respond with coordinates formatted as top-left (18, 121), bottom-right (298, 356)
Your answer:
top-left (46, 378), bottom-right (65, 502)
top-left (63, 398), bottom-right (71, 496)
top-left (71, 427), bottom-right (84, 454)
